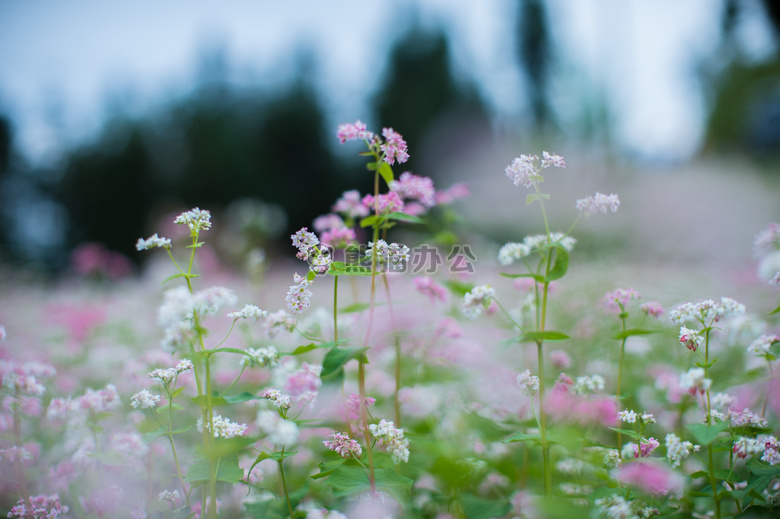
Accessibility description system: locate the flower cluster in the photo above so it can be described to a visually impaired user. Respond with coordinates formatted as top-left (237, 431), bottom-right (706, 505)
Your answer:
top-left (8, 494), bottom-right (68, 519)
top-left (504, 152), bottom-right (563, 188)
top-left (135, 233), bottom-right (171, 251)
top-left (365, 239), bottom-right (410, 270)
top-left (362, 192), bottom-right (404, 214)
top-left (265, 310), bottom-right (296, 338)
top-left (174, 207), bottom-right (212, 232)
top-left (389, 172), bottom-right (436, 207)
top-left (286, 273), bottom-right (313, 315)
top-left (158, 286), bottom-right (238, 351)
top-left (130, 389), bottom-right (160, 409)
top-left (345, 393), bottom-right (376, 422)
top-left (603, 288), bottom-right (640, 312)
top-left (260, 388), bottom-right (292, 410)
top-left (640, 301), bottom-right (665, 318)
top-left (732, 435), bottom-right (779, 463)
top-left (228, 304), bottom-right (267, 321)
top-left (665, 433), bottom-right (699, 468)
top-left (256, 410), bottom-right (299, 447)
top-left (323, 432), bottom-right (363, 459)
top-left (668, 297), bottom-right (745, 325)
top-left (242, 346), bottom-right (279, 368)
top-left (572, 375), bottom-right (605, 395)
top-left (575, 192), bottom-right (621, 215)
top-left (678, 326), bottom-right (703, 351)
top-left (336, 120), bottom-right (374, 143)
top-left (679, 367), bottom-right (711, 395)
top-left (497, 233), bottom-right (577, 266)
top-left (197, 414), bottom-right (247, 439)
top-left (369, 419), bottom-right (410, 464)
top-left (147, 359), bottom-right (193, 386)
top-left (0, 360), bottom-right (56, 397)
top-left (379, 127), bottom-right (409, 165)
top-left (332, 190), bottom-right (370, 219)
top-left (516, 369), bottom-right (540, 396)
top-left (413, 276), bottom-right (447, 303)
top-left (462, 285), bottom-right (495, 318)
top-left (748, 334), bottom-right (779, 357)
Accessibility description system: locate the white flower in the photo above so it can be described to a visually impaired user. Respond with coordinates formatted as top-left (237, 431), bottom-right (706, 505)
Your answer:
top-left (516, 370), bottom-right (540, 396)
top-left (228, 304), bottom-right (267, 321)
top-left (369, 419), bottom-right (410, 464)
top-left (256, 410), bottom-right (299, 447)
top-left (197, 414), bottom-right (247, 439)
top-left (618, 409), bottom-right (637, 424)
top-left (136, 233), bottom-right (171, 251)
top-left (130, 389), bottom-right (160, 409)
top-left (462, 285), bottom-right (495, 318)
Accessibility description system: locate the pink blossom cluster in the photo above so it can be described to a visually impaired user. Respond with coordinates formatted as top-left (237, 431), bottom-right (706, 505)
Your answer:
top-left (332, 190), bottom-right (370, 219)
top-left (323, 431), bottom-right (363, 458)
top-left (291, 227), bottom-right (320, 261)
top-left (603, 288), bottom-right (640, 312)
top-left (379, 127), bottom-right (409, 165)
top-left (261, 388), bottom-right (292, 410)
top-left (434, 182), bottom-right (469, 205)
top-left (362, 191), bottom-right (404, 214)
top-left (71, 242), bottom-right (133, 279)
top-left (504, 155), bottom-right (538, 188)
top-left (345, 393), bottom-right (376, 422)
top-left (0, 359), bottom-right (55, 397)
top-left (678, 326), bottom-right (703, 351)
top-left (634, 437), bottom-right (660, 458)
top-left (640, 301), bottom-right (665, 318)
top-left (47, 384), bottom-right (121, 421)
top-left (8, 493), bottom-right (68, 518)
top-left (336, 120), bottom-right (374, 144)
top-left (389, 172), bottom-right (436, 207)
top-left (614, 460), bottom-right (684, 496)
top-left (413, 276), bottom-right (447, 304)
top-left (285, 362), bottom-right (322, 404)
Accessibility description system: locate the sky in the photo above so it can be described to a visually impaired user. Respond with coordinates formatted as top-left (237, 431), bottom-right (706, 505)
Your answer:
top-left (0, 0), bottom-right (776, 165)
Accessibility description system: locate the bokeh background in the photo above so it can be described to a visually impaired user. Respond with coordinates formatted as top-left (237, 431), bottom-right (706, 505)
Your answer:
top-left (1, 0), bottom-right (779, 279)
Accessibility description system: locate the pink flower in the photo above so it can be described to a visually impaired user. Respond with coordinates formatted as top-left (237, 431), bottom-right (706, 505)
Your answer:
top-left (337, 120), bottom-right (374, 144)
top-left (380, 127), bottom-right (409, 165)
top-left (640, 301), bottom-right (665, 318)
top-left (323, 432), bottom-right (363, 458)
top-left (413, 277), bottom-right (447, 304)
top-left (505, 155), bottom-right (538, 188)
top-left (545, 390), bottom-right (617, 427)
top-left (435, 183), bottom-right (469, 205)
top-left (333, 190), bottom-right (370, 219)
top-left (604, 288), bottom-right (640, 312)
top-left (549, 350), bottom-right (571, 370)
top-left (313, 213), bottom-right (346, 233)
top-left (285, 363), bottom-right (322, 402)
top-left (614, 460), bottom-right (684, 496)
top-left (636, 437), bottom-right (660, 458)
top-left (389, 172), bottom-right (436, 207)
top-left (346, 393), bottom-right (375, 422)
top-left (321, 227), bottom-right (356, 248)
top-left (362, 191), bottom-right (404, 214)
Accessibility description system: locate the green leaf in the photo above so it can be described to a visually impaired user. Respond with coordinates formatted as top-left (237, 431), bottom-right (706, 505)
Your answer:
top-left (204, 437), bottom-right (256, 460)
top-left (736, 507), bottom-right (777, 518)
top-left (608, 427), bottom-right (642, 441)
top-left (612, 329), bottom-right (656, 340)
top-left (503, 432), bottom-right (542, 444)
top-left (191, 395), bottom-right (229, 408)
top-left (378, 162), bottom-right (394, 184)
top-left (747, 459), bottom-right (780, 477)
top-left (359, 215), bottom-right (382, 228)
top-left (695, 357), bottom-right (719, 369)
top-left (525, 193), bottom-right (550, 205)
top-left (384, 211), bottom-right (425, 224)
top-left (223, 392), bottom-right (257, 404)
top-left (170, 386), bottom-right (185, 398)
top-left (687, 421), bottom-right (729, 446)
top-left (769, 303), bottom-right (780, 315)
top-left (142, 427), bottom-right (168, 443)
top-left (291, 344), bottom-right (318, 355)
top-left (516, 330), bottom-right (570, 342)
top-left (443, 279), bottom-right (475, 297)
top-left (326, 464), bottom-right (412, 503)
top-left (340, 302), bottom-right (372, 313)
top-left (459, 493), bottom-right (511, 519)
top-left (328, 260), bottom-right (373, 276)
top-left (321, 346), bottom-right (369, 380)
top-left (545, 242), bottom-right (570, 281)
top-left (185, 453), bottom-right (244, 484)
top-left (499, 272), bottom-right (545, 282)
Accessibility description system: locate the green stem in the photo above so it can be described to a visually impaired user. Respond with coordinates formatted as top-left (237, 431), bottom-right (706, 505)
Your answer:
top-left (703, 328), bottom-right (721, 519)
top-left (220, 365), bottom-right (246, 397)
top-left (278, 449), bottom-right (294, 519)
top-left (762, 361), bottom-right (772, 417)
top-left (334, 275), bottom-right (339, 342)
top-left (358, 361), bottom-right (376, 491)
top-left (395, 337), bottom-right (401, 427)
top-left (537, 341), bottom-right (551, 497)
top-left (616, 315), bottom-right (627, 448)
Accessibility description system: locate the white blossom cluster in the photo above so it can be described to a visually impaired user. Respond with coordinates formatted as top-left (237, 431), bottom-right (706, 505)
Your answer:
top-left (462, 285), bottom-right (495, 319)
top-left (197, 414), bottom-right (247, 439)
top-left (369, 419), bottom-right (410, 464)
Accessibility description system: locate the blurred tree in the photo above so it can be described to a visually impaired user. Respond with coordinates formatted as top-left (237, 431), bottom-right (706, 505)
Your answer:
top-left (516, 0), bottom-right (554, 128)
top-left (56, 72), bottom-right (362, 265)
top-left (373, 26), bottom-right (489, 174)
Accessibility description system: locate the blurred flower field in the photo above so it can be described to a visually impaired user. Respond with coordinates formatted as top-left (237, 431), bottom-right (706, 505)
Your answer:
top-left (1, 122), bottom-right (780, 519)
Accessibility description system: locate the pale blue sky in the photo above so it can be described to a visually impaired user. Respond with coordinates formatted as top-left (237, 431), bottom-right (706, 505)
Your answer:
top-left (0, 0), bottom-right (775, 163)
